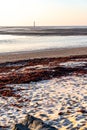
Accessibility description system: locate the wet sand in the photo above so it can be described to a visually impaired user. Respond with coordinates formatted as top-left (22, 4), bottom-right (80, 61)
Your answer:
top-left (0, 47), bottom-right (87, 63)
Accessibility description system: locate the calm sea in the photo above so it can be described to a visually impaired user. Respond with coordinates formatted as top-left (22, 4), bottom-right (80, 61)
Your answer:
top-left (0, 35), bottom-right (87, 53)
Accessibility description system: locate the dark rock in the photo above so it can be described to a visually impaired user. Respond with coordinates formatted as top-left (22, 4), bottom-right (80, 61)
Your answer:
top-left (13, 124), bottom-right (30, 130)
top-left (13, 114), bottom-right (57, 130)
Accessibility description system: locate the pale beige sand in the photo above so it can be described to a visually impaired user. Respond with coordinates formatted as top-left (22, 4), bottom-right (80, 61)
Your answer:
top-left (0, 47), bottom-right (87, 63)
top-left (0, 75), bottom-right (87, 129)
top-left (0, 55), bottom-right (87, 129)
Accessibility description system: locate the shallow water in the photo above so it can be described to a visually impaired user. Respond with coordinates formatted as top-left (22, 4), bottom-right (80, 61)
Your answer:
top-left (0, 35), bottom-right (87, 53)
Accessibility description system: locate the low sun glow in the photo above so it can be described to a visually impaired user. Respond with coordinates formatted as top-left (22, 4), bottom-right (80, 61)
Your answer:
top-left (0, 0), bottom-right (87, 26)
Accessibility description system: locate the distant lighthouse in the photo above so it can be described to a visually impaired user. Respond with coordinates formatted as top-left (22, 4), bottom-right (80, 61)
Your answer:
top-left (33, 21), bottom-right (35, 29)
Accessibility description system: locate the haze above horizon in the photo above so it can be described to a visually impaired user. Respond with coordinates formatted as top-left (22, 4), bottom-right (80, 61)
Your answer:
top-left (0, 0), bottom-right (87, 26)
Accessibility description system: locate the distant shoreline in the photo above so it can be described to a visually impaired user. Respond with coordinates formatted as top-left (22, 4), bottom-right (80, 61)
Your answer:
top-left (0, 47), bottom-right (87, 63)
top-left (0, 26), bottom-right (87, 36)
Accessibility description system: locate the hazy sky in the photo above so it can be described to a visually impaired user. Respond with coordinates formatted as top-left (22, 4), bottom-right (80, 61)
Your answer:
top-left (0, 0), bottom-right (87, 26)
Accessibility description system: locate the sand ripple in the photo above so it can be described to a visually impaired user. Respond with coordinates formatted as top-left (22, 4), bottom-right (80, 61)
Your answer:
top-left (0, 75), bottom-right (87, 129)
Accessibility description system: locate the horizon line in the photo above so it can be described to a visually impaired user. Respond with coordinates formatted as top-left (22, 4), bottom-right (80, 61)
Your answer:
top-left (0, 25), bottom-right (87, 27)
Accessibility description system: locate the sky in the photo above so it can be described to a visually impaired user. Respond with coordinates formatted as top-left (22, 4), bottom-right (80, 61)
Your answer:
top-left (0, 0), bottom-right (87, 26)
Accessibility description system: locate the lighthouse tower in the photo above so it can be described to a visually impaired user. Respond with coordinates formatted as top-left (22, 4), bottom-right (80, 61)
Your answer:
top-left (34, 21), bottom-right (35, 29)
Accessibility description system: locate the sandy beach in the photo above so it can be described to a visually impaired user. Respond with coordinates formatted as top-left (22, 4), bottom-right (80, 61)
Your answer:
top-left (0, 47), bottom-right (87, 63)
top-left (0, 44), bottom-right (87, 129)
top-left (0, 0), bottom-right (87, 129)
top-left (0, 52), bottom-right (87, 129)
